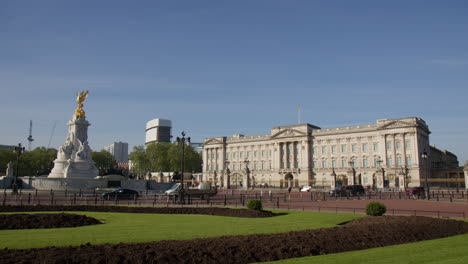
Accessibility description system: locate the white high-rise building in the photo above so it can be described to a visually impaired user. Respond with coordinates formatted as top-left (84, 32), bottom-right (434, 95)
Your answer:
top-left (146, 118), bottom-right (172, 144)
top-left (104, 141), bottom-right (129, 162)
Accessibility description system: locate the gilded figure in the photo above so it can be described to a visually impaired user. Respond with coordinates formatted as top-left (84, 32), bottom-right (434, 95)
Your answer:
top-left (74, 90), bottom-right (89, 120)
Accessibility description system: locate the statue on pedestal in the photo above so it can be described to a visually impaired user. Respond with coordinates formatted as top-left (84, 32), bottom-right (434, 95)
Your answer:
top-left (48, 90), bottom-right (99, 178)
top-left (6, 161), bottom-right (13, 177)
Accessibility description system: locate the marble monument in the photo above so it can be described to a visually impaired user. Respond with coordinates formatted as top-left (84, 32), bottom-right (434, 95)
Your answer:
top-left (48, 90), bottom-right (99, 178)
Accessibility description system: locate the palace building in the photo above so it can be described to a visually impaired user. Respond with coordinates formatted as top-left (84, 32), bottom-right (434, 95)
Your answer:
top-left (202, 117), bottom-right (463, 190)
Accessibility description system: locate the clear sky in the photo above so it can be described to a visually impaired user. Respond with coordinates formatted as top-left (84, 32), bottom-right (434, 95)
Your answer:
top-left (1, 0), bottom-right (467, 163)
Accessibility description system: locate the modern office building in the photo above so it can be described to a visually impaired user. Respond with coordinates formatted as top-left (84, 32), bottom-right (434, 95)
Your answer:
top-left (145, 118), bottom-right (172, 144)
top-left (203, 117), bottom-right (464, 190)
top-left (104, 141), bottom-right (129, 163)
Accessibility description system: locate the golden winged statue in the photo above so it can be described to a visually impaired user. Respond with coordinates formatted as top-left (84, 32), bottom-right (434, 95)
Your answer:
top-left (74, 90), bottom-right (89, 120)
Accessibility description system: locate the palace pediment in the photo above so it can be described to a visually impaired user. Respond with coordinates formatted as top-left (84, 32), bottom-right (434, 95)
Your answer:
top-left (204, 138), bottom-right (224, 145)
top-left (270, 128), bottom-right (307, 139)
top-left (377, 120), bottom-right (415, 130)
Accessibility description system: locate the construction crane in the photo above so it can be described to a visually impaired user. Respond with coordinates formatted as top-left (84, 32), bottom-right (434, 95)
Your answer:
top-left (47, 121), bottom-right (57, 148)
top-left (27, 120), bottom-right (34, 151)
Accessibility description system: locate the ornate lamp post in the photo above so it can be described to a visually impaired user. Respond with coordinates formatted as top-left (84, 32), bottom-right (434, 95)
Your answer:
top-left (12, 143), bottom-right (25, 195)
top-left (421, 150), bottom-right (430, 200)
top-left (176, 131), bottom-right (190, 204)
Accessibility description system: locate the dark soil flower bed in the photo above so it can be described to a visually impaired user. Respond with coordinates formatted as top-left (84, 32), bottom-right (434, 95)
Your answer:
top-left (0, 213), bottom-right (101, 230)
top-left (0, 205), bottom-right (278, 218)
top-left (0, 206), bottom-right (467, 264)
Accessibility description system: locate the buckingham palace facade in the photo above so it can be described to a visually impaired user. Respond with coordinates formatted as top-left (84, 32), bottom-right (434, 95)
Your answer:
top-left (202, 117), bottom-right (460, 190)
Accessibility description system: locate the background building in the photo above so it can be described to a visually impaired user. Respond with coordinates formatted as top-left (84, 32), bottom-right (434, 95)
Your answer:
top-left (190, 143), bottom-right (203, 153)
top-left (203, 117), bottom-right (463, 190)
top-left (104, 141), bottom-right (129, 162)
top-left (145, 118), bottom-right (172, 145)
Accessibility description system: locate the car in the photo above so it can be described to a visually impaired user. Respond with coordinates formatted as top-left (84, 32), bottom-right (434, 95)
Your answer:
top-left (330, 185), bottom-right (365, 197)
top-left (102, 188), bottom-right (139, 200)
top-left (406, 187), bottom-right (425, 197)
top-left (300, 186), bottom-right (312, 192)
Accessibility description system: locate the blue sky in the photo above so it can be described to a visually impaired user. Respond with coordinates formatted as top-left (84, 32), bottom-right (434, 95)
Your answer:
top-left (1, 0), bottom-right (467, 162)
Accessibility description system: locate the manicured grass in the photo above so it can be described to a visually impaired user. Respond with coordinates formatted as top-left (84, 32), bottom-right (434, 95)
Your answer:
top-left (0, 210), bottom-right (361, 249)
top-left (267, 233), bottom-right (468, 264)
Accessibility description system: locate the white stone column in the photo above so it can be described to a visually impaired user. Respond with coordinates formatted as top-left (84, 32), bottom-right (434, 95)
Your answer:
top-left (464, 166), bottom-right (468, 190)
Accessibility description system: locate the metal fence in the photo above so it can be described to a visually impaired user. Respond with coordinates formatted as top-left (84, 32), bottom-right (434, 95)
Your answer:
top-left (0, 189), bottom-right (465, 219)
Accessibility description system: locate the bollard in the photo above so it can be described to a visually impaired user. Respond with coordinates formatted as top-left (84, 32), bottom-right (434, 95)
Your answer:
top-left (73, 193), bottom-right (77, 205)
top-left (35, 189), bottom-right (38, 197)
top-left (276, 197), bottom-right (279, 209)
top-left (50, 192), bottom-right (54, 205)
top-left (134, 194), bottom-right (137, 205)
top-left (94, 194), bottom-right (98, 205)
top-left (2, 193), bottom-right (6, 206)
top-left (28, 193), bottom-right (31, 204)
top-left (65, 189), bottom-right (68, 198)
top-left (224, 195), bottom-right (227, 206)
top-left (79, 188), bottom-right (82, 197)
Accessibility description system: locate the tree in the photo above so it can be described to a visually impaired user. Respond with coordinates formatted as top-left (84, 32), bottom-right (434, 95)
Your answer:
top-left (129, 145), bottom-right (150, 176)
top-left (168, 142), bottom-right (202, 173)
top-left (0, 147), bottom-right (57, 176)
top-left (92, 150), bottom-right (117, 175)
top-left (146, 142), bottom-right (171, 172)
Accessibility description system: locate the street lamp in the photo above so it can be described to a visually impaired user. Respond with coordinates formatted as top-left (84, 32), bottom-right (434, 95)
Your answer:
top-left (176, 131), bottom-right (190, 204)
top-left (421, 150), bottom-right (430, 200)
top-left (12, 143), bottom-right (25, 195)
top-left (225, 160), bottom-right (230, 189)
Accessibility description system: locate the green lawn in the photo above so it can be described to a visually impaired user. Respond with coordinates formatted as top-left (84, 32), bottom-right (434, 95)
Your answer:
top-left (267, 233), bottom-right (468, 264)
top-left (0, 210), bottom-right (360, 249)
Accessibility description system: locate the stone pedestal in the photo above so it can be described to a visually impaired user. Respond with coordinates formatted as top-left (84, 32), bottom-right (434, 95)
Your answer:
top-left (243, 169), bottom-right (250, 190)
top-left (224, 170), bottom-right (231, 189)
top-left (49, 118), bottom-right (98, 178)
top-left (375, 169), bottom-right (385, 189)
top-left (347, 169), bottom-right (355, 185)
top-left (330, 171), bottom-right (336, 190)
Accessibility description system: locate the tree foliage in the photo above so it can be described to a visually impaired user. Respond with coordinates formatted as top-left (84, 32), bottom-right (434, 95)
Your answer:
top-left (91, 150), bottom-right (117, 175)
top-left (129, 142), bottom-right (202, 175)
top-left (0, 147), bottom-right (57, 176)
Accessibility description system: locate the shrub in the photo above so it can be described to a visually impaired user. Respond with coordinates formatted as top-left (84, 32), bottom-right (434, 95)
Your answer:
top-left (246, 199), bottom-right (262, 211)
top-left (365, 202), bottom-right (387, 216)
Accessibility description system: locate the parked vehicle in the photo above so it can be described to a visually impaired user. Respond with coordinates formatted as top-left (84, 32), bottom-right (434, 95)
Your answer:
top-left (406, 187), bottom-right (425, 198)
top-left (102, 188), bottom-right (139, 200)
top-left (300, 186), bottom-right (312, 192)
top-left (164, 182), bottom-right (217, 198)
top-left (330, 185), bottom-right (365, 197)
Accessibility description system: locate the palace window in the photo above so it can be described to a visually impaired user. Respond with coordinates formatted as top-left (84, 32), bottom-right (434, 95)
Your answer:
top-left (406, 156), bottom-right (412, 166)
top-left (341, 159), bottom-right (347, 168)
top-left (405, 140), bottom-right (411, 149)
top-left (322, 146), bottom-right (326, 154)
top-left (341, 145), bottom-right (347, 153)
top-left (313, 160), bottom-right (317, 168)
top-left (396, 141), bottom-right (401, 150)
top-left (362, 143), bottom-right (367, 152)
top-left (386, 141), bottom-right (392, 150)
top-left (332, 160), bottom-right (337, 168)
top-left (352, 144), bottom-right (357, 152)
top-left (331, 145), bottom-right (337, 153)
top-left (387, 157), bottom-right (393, 167)
top-left (240, 151), bottom-right (243, 159)
top-left (373, 143), bottom-right (378, 152)
top-left (363, 159), bottom-right (368, 168)
top-left (322, 160), bottom-right (327, 168)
